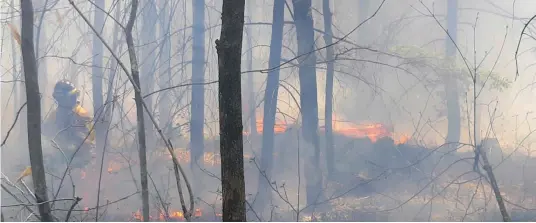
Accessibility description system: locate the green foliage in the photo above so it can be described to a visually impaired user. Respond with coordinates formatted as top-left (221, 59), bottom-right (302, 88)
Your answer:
top-left (388, 45), bottom-right (511, 92)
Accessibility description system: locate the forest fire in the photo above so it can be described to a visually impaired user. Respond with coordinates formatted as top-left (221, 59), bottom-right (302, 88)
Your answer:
top-left (245, 115), bottom-right (410, 144)
top-left (132, 208), bottom-right (207, 221)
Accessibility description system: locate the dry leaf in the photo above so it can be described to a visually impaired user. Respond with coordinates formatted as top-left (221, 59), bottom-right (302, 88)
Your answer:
top-left (16, 166), bottom-right (32, 182)
top-left (7, 23), bottom-right (21, 46)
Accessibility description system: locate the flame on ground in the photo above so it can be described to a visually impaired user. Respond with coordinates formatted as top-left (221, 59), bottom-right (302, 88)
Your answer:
top-left (247, 114), bottom-right (410, 144)
top-left (132, 208), bottom-right (209, 221)
top-left (244, 115), bottom-right (410, 144)
top-left (243, 118), bottom-right (288, 135)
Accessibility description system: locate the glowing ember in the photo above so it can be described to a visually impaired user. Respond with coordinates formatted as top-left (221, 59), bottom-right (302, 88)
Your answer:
top-left (107, 160), bottom-right (122, 174)
top-left (171, 211), bottom-right (184, 218)
top-left (194, 208), bottom-right (202, 217)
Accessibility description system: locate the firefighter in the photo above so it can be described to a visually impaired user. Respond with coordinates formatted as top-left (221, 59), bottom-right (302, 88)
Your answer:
top-left (42, 80), bottom-right (95, 169)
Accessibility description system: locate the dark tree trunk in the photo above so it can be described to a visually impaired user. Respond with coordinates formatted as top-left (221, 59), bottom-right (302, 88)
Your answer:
top-left (191, 0), bottom-right (206, 174)
top-left (445, 0), bottom-right (461, 148)
top-left (125, 0), bottom-right (150, 221)
top-left (216, 0), bottom-right (247, 221)
top-left (92, 0), bottom-right (105, 156)
top-left (141, 0), bottom-right (158, 150)
top-left (255, 0), bottom-right (285, 213)
top-left (323, 0), bottom-right (335, 178)
top-left (292, 0), bottom-right (324, 207)
top-left (20, 0), bottom-right (52, 221)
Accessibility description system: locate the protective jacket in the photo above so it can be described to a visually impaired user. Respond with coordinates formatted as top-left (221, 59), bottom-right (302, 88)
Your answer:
top-left (42, 80), bottom-right (95, 168)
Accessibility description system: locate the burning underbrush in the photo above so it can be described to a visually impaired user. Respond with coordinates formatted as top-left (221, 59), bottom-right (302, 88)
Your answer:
top-left (3, 117), bottom-right (536, 221)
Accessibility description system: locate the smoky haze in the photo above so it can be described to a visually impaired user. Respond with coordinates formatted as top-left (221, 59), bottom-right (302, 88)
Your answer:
top-left (1, 0), bottom-right (536, 221)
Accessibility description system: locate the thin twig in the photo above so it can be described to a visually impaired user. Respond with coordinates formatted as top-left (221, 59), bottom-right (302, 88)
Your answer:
top-left (514, 14), bottom-right (536, 80)
top-left (68, 0), bottom-right (195, 220)
top-left (1, 102), bottom-right (27, 147)
top-left (65, 197), bottom-right (82, 222)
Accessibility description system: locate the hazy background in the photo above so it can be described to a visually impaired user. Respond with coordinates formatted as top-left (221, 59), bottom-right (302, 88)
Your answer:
top-left (1, 0), bottom-right (536, 221)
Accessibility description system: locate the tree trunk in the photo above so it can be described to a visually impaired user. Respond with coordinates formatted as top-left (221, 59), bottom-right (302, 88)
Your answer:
top-left (20, 0), bottom-right (52, 221)
top-left (216, 0), bottom-right (247, 221)
top-left (125, 0), bottom-right (150, 221)
top-left (323, 0), bottom-right (335, 178)
top-left (92, 0), bottom-right (106, 158)
top-left (141, 0), bottom-right (158, 151)
top-left (246, 1), bottom-right (257, 137)
top-left (445, 0), bottom-right (461, 149)
top-left (255, 0), bottom-right (285, 213)
top-left (292, 0), bottom-right (324, 208)
top-left (158, 0), bottom-right (172, 138)
top-left (191, 0), bottom-right (206, 176)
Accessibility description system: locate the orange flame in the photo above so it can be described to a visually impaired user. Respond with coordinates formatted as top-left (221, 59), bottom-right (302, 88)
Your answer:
top-left (247, 114), bottom-right (410, 144)
top-left (244, 118), bottom-right (288, 135)
top-left (107, 160), bottom-right (122, 174)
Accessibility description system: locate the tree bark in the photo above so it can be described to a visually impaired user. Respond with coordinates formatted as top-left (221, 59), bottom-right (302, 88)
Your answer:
top-left (445, 0), bottom-right (461, 149)
top-left (323, 0), bottom-right (335, 178)
top-left (479, 145), bottom-right (510, 221)
top-left (292, 0), bottom-right (324, 207)
top-left (125, 0), bottom-right (150, 221)
top-left (255, 0), bottom-right (285, 213)
top-left (216, 0), bottom-right (247, 221)
top-left (191, 0), bottom-right (206, 176)
top-left (20, 0), bottom-right (53, 221)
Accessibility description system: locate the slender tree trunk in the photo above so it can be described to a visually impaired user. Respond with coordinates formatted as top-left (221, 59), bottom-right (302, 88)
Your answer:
top-left (323, 0), bottom-right (335, 178)
top-left (479, 146), bottom-right (510, 221)
top-left (141, 0), bottom-right (158, 151)
top-left (292, 0), bottom-right (324, 208)
top-left (191, 0), bottom-right (206, 175)
top-left (246, 1), bottom-right (257, 137)
top-left (216, 0), bottom-right (247, 221)
top-left (255, 0), bottom-right (285, 213)
top-left (92, 0), bottom-right (105, 157)
top-left (20, 0), bottom-right (52, 221)
top-left (445, 0), bottom-right (461, 149)
top-left (125, 0), bottom-right (150, 221)
top-left (158, 0), bottom-right (172, 138)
